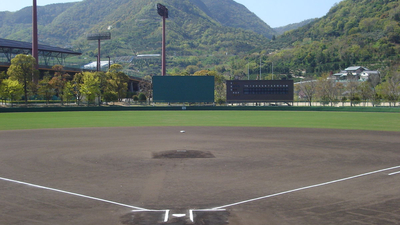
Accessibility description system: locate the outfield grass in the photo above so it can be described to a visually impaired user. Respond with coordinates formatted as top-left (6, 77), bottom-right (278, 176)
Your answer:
top-left (0, 111), bottom-right (399, 131)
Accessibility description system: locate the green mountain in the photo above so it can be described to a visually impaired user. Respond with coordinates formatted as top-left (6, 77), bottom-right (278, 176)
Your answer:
top-left (0, 3), bottom-right (75, 44)
top-left (0, 0), bottom-right (277, 76)
top-left (274, 18), bottom-right (317, 35)
top-left (0, 0), bottom-right (275, 50)
top-left (266, 0), bottom-right (400, 76)
top-left (200, 0), bottom-right (276, 39)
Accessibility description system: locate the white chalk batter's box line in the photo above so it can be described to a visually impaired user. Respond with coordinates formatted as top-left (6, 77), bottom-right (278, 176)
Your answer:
top-left (131, 209), bottom-right (226, 223)
top-left (0, 165), bottom-right (399, 222)
top-left (388, 171), bottom-right (400, 176)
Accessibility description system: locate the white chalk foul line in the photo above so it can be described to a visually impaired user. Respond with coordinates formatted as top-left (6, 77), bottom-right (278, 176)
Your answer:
top-left (389, 171), bottom-right (400, 176)
top-left (212, 165), bottom-right (400, 210)
top-left (0, 177), bottom-right (148, 211)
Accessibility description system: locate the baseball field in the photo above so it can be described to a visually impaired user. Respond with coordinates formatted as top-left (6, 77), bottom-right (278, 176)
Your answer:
top-left (0, 110), bottom-right (399, 224)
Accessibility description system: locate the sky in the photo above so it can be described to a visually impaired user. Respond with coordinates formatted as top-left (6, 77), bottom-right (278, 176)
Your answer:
top-left (0, 0), bottom-right (342, 27)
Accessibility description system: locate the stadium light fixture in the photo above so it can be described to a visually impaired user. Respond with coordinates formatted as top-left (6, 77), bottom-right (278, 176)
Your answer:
top-left (157, 3), bottom-right (168, 76)
top-left (87, 33), bottom-right (111, 71)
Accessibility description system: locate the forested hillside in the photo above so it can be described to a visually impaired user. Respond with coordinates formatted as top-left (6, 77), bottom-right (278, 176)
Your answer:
top-left (0, 0), bottom-right (275, 76)
top-left (200, 0), bottom-right (276, 39)
top-left (0, 0), bottom-right (274, 50)
top-left (0, 3), bottom-right (75, 45)
top-left (274, 18), bottom-right (317, 35)
top-left (262, 0), bottom-right (400, 76)
top-left (2, 0), bottom-right (400, 79)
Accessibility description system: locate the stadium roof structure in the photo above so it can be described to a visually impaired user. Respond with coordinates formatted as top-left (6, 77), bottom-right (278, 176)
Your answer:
top-left (0, 38), bottom-right (81, 67)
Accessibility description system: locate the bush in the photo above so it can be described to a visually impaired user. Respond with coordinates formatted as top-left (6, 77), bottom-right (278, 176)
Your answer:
top-left (216, 98), bottom-right (226, 105)
top-left (103, 92), bottom-right (118, 104)
top-left (138, 93), bottom-right (147, 102)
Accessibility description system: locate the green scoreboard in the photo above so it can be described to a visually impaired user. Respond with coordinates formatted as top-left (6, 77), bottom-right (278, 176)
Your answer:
top-left (153, 76), bottom-right (215, 103)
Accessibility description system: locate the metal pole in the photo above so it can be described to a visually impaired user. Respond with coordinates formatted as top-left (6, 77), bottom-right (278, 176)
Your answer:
top-left (97, 39), bottom-right (101, 72)
top-left (32, 0), bottom-right (39, 80)
top-left (272, 62), bottom-right (274, 80)
top-left (259, 56), bottom-right (262, 80)
top-left (162, 15), bottom-right (166, 76)
top-left (247, 63), bottom-right (249, 80)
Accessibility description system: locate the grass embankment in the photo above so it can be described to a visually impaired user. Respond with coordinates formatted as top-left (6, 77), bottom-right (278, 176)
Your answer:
top-left (0, 111), bottom-right (399, 131)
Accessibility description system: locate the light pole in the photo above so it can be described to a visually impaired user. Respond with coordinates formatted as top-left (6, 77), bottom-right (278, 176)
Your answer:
top-left (157, 3), bottom-right (168, 76)
top-left (247, 62), bottom-right (249, 80)
top-left (272, 62), bottom-right (274, 80)
top-left (259, 55), bottom-right (262, 80)
top-left (32, 0), bottom-right (39, 83)
top-left (87, 33), bottom-right (111, 71)
top-left (107, 56), bottom-right (111, 70)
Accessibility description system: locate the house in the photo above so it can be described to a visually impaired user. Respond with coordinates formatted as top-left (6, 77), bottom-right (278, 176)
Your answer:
top-left (333, 66), bottom-right (380, 82)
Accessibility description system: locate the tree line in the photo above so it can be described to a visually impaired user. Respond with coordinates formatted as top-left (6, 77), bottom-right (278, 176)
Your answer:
top-left (296, 70), bottom-right (400, 107)
top-left (0, 54), bottom-right (131, 107)
top-left (0, 54), bottom-right (228, 107)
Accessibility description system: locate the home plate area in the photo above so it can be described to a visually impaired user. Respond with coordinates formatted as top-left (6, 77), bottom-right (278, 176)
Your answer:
top-left (121, 209), bottom-right (230, 225)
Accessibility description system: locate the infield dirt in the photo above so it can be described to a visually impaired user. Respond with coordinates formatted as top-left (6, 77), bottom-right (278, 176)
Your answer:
top-left (0, 127), bottom-right (399, 224)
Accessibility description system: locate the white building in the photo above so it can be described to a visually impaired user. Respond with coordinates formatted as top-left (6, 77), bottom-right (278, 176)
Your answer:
top-left (83, 61), bottom-right (112, 70)
top-left (333, 66), bottom-right (380, 82)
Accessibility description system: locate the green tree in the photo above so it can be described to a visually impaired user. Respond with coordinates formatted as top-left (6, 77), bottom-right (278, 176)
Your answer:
top-left (107, 64), bottom-right (129, 102)
top-left (72, 73), bottom-right (84, 105)
top-left (0, 71), bottom-right (8, 104)
top-left (103, 91), bottom-right (118, 104)
top-left (138, 93), bottom-right (147, 103)
top-left (81, 72), bottom-right (101, 106)
top-left (63, 81), bottom-right (75, 105)
top-left (7, 54), bottom-right (39, 106)
top-left (0, 79), bottom-right (24, 107)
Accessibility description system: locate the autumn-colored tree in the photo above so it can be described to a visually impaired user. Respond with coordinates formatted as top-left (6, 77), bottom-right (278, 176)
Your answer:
top-left (38, 74), bottom-right (55, 105)
top-left (49, 65), bottom-right (71, 105)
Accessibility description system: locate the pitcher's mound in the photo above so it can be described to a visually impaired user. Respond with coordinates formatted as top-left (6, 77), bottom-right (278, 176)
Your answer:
top-left (153, 150), bottom-right (215, 159)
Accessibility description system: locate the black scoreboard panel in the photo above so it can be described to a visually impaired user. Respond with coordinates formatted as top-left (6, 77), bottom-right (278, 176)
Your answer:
top-left (226, 80), bottom-right (294, 102)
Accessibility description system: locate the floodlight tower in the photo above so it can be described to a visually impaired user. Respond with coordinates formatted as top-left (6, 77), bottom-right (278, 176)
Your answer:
top-left (32, 0), bottom-right (39, 69)
top-left (157, 3), bottom-right (168, 76)
top-left (87, 33), bottom-right (111, 71)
